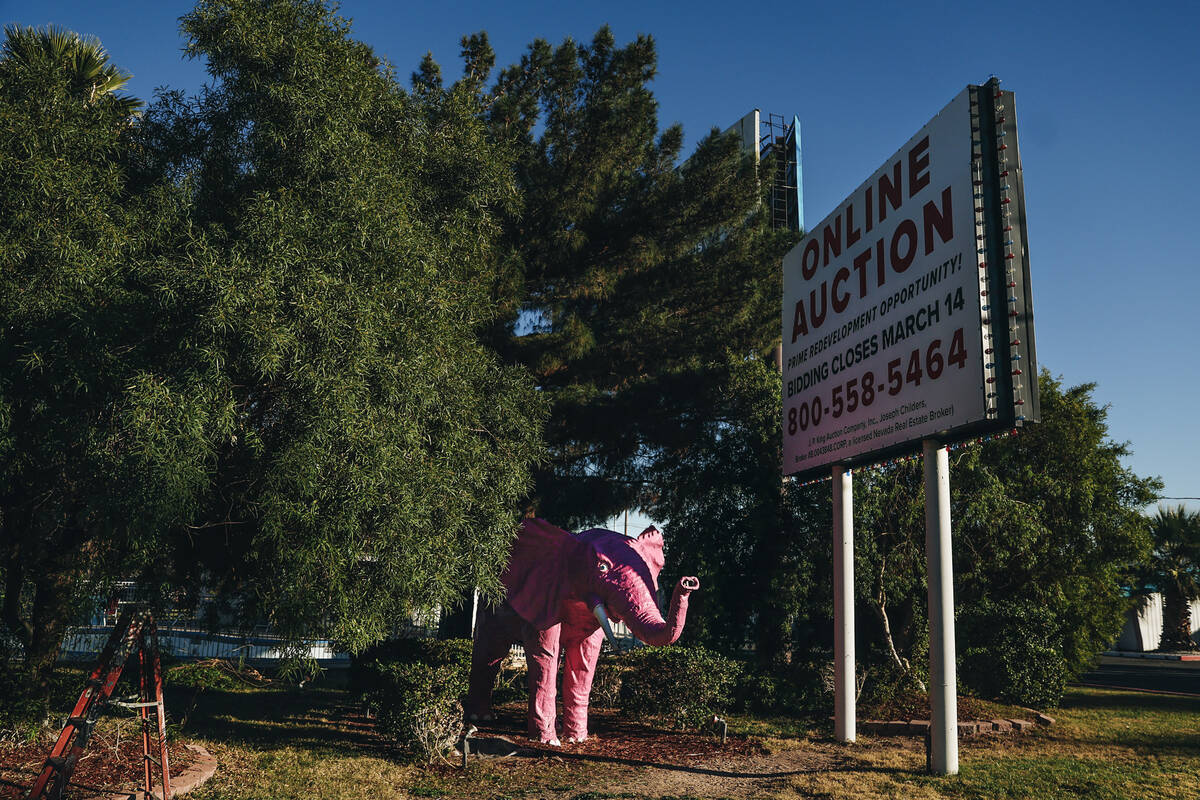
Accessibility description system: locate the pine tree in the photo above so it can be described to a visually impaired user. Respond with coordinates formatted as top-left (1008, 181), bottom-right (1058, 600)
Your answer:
top-left (476, 26), bottom-right (796, 526)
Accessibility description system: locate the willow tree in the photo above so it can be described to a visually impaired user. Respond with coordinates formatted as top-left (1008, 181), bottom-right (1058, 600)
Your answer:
top-left (1, 0), bottom-right (545, 695)
top-left (136, 0), bottom-right (545, 648)
top-left (0, 21), bottom-right (169, 695)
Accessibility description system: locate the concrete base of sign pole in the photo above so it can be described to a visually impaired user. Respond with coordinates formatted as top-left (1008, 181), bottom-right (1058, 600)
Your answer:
top-left (923, 439), bottom-right (958, 775)
top-left (832, 465), bottom-right (855, 743)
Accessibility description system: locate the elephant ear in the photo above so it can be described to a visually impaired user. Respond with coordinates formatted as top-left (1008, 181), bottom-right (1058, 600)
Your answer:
top-left (631, 525), bottom-right (666, 580)
top-left (501, 518), bottom-right (583, 630)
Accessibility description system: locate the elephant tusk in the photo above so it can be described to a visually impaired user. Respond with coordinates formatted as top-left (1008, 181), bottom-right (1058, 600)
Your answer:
top-left (591, 603), bottom-right (620, 651)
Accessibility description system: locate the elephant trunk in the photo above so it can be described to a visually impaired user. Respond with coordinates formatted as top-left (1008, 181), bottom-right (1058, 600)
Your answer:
top-left (620, 576), bottom-right (700, 647)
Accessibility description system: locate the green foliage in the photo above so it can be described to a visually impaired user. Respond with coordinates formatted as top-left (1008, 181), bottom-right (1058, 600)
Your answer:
top-left (349, 637), bottom-right (472, 699)
top-left (734, 656), bottom-right (833, 715)
top-left (953, 372), bottom-right (1159, 675)
top-left (468, 26), bottom-right (796, 528)
top-left (1, 23), bottom-right (140, 113)
top-left (618, 646), bottom-right (741, 729)
top-left (0, 19), bottom-right (177, 692)
top-left (0, 670), bottom-right (47, 742)
top-left (165, 660), bottom-right (245, 692)
top-left (1, 0), bottom-right (545, 696)
top-left (649, 357), bottom-right (829, 666)
top-left (852, 461), bottom-right (931, 692)
top-left (588, 655), bottom-right (631, 709)
top-left (352, 638), bottom-right (470, 760)
top-left (960, 598), bottom-right (1068, 708)
top-left (135, 0), bottom-right (546, 651)
top-left (850, 371), bottom-right (1160, 704)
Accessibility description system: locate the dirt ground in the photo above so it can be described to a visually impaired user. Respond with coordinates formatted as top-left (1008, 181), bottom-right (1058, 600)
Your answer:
top-left (1, 721), bottom-right (194, 800)
top-left (456, 704), bottom-right (923, 800)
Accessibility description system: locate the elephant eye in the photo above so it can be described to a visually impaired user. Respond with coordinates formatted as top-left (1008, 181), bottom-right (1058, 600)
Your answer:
top-left (597, 562), bottom-right (609, 574)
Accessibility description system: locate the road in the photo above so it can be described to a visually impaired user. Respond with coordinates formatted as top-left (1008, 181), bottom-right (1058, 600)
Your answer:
top-left (1078, 661), bottom-right (1200, 696)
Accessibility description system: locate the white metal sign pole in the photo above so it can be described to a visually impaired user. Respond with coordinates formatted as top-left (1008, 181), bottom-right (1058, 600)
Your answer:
top-left (832, 465), bottom-right (855, 742)
top-left (922, 439), bottom-right (958, 774)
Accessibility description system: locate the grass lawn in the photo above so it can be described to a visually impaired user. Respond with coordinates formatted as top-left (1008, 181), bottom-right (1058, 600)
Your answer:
top-left (152, 675), bottom-right (1200, 800)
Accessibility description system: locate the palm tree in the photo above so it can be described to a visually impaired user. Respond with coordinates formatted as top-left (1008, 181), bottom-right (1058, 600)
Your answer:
top-left (1145, 505), bottom-right (1200, 651)
top-left (1, 24), bottom-right (140, 115)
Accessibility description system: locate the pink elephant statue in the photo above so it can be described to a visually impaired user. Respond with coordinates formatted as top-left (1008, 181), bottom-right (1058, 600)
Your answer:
top-left (464, 518), bottom-right (700, 745)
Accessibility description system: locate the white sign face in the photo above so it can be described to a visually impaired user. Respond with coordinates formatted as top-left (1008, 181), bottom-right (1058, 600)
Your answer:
top-left (781, 88), bottom-right (987, 475)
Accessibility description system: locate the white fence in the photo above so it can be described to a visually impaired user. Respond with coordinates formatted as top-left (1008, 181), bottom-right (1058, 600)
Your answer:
top-left (58, 593), bottom-right (638, 666)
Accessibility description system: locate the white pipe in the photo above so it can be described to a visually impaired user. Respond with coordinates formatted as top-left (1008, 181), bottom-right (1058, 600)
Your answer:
top-left (832, 465), bottom-right (855, 742)
top-left (923, 439), bottom-right (958, 775)
top-left (591, 603), bottom-right (620, 650)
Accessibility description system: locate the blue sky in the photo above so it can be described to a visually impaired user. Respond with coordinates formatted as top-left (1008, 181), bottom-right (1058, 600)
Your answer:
top-left (5, 0), bottom-right (1197, 512)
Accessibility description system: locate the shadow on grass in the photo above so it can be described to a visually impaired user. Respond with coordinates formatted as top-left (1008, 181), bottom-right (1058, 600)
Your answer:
top-left (166, 683), bottom-right (389, 756)
top-left (1061, 687), bottom-right (1200, 714)
top-left (544, 747), bottom-right (908, 781)
top-left (1033, 687), bottom-right (1200, 758)
top-left (477, 705), bottom-right (909, 781)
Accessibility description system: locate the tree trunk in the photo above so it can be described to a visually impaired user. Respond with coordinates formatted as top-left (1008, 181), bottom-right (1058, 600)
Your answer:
top-left (870, 557), bottom-right (926, 692)
top-left (753, 504), bottom-right (794, 669)
top-left (23, 571), bottom-right (77, 705)
top-left (2, 552), bottom-right (32, 648)
top-left (1160, 585), bottom-right (1199, 651)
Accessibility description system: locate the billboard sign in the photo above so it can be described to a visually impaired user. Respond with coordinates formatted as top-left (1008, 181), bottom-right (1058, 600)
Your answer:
top-left (781, 81), bottom-right (1037, 477)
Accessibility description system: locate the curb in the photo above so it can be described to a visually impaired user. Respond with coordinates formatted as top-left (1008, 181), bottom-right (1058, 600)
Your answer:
top-left (83, 743), bottom-right (217, 800)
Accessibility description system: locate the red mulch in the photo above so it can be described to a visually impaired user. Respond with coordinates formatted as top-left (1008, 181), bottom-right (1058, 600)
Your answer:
top-left (465, 704), bottom-right (761, 767)
top-left (0, 727), bottom-right (195, 800)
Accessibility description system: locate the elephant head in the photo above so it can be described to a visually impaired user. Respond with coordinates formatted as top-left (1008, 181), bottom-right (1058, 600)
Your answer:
top-left (501, 518), bottom-right (699, 645)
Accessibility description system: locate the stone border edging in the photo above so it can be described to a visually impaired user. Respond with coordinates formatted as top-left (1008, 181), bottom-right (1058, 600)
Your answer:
top-left (82, 743), bottom-right (217, 800)
top-left (860, 712), bottom-right (1053, 738)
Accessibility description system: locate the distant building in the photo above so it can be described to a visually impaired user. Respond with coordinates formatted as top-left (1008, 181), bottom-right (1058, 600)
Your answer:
top-left (1114, 594), bottom-right (1200, 651)
top-left (724, 109), bottom-right (803, 232)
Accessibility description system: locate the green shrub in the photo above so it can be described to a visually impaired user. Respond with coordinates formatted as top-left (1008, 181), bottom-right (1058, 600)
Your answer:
top-left (0, 671), bottom-right (47, 744)
top-left (349, 638), bottom-right (470, 698)
top-left (165, 660), bottom-right (244, 692)
top-left (735, 650), bottom-right (882, 715)
top-left (589, 656), bottom-right (630, 708)
top-left (351, 638), bottom-right (471, 761)
top-left (618, 646), bottom-right (741, 729)
top-left (856, 654), bottom-right (926, 710)
top-left (959, 598), bottom-right (1068, 708)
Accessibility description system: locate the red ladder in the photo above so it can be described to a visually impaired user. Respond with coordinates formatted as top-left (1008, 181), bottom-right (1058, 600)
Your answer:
top-left (27, 609), bottom-right (172, 800)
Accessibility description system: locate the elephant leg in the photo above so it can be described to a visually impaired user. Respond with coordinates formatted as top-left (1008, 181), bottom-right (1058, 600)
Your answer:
top-left (522, 622), bottom-right (562, 744)
top-left (560, 627), bottom-right (605, 742)
top-left (464, 603), bottom-right (522, 722)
